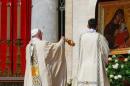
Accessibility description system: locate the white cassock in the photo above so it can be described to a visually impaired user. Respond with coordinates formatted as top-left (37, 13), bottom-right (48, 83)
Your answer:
top-left (73, 29), bottom-right (110, 86)
top-left (24, 37), bottom-right (67, 86)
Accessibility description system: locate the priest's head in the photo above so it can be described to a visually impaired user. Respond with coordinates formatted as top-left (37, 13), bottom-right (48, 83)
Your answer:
top-left (31, 28), bottom-right (43, 40)
top-left (88, 18), bottom-right (97, 30)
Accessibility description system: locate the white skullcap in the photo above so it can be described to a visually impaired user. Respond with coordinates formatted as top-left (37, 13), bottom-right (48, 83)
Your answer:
top-left (31, 28), bottom-right (39, 37)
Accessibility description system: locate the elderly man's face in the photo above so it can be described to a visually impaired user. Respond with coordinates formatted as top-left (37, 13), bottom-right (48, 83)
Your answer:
top-left (38, 30), bottom-right (43, 40)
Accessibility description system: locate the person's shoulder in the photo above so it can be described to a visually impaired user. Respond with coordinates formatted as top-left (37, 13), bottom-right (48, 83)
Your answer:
top-left (81, 33), bottom-right (88, 39)
top-left (26, 41), bottom-right (31, 48)
top-left (95, 32), bottom-right (102, 36)
top-left (80, 29), bottom-right (88, 36)
top-left (81, 33), bottom-right (87, 36)
top-left (36, 40), bottom-right (49, 46)
top-left (97, 32), bottom-right (103, 36)
top-left (97, 33), bottom-right (108, 42)
top-left (26, 42), bottom-right (31, 52)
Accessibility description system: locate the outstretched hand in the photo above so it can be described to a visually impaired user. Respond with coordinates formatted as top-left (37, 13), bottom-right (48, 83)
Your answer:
top-left (65, 38), bottom-right (75, 46)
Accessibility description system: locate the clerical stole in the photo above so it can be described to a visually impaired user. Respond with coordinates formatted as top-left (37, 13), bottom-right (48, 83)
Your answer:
top-left (31, 44), bottom-right (42, 86)
top-left (97, 34), bottom-right (100, 86)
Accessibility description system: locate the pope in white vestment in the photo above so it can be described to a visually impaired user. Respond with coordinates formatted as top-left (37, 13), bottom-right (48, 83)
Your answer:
top-left (73, 19), bottom-right (110, 86)
top-left (24, 28), bottom-right (67, 86)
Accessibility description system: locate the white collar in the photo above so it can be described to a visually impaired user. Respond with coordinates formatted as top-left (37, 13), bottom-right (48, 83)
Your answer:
top-left (87, 29), bottom-right (96, 33)
top-left (31, 37), bottom-right (41, 44)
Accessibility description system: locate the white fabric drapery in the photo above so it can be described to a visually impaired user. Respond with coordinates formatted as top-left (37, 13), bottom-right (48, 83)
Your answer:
top-left (24, 38), bottom-right (67, 86)
top-left (72, 30), bottom-right (110, 86)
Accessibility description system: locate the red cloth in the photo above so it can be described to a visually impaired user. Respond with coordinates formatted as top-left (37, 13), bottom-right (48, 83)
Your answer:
top-left (115, 30), bottom-right (129, 48)
top-left (0, 0), bottom-right (31, 76)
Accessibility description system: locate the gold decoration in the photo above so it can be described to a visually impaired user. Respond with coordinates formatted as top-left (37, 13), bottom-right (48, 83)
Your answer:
top-left (5, 1), bottom-right (12, 77)
top-left (15, 39), bottom-right (22, 46)
top-left (17, 0), bottom-right (21, 39)
top-left (32, 66), bottom-right (39, 77)
top-left (7, 40), bottom-right (11, 45)
top-left (7, 1), bottom-right (11, 40)
top-left (15, 0), bottom-right (22, 76)
top-left (31, 45), bottom-right (42, 86)
top-left (98, 1), bottom-right (130, 54)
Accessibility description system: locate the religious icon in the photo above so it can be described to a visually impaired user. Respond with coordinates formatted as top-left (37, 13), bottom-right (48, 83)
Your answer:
top-left (104, 9), bottom-right (129, 49)
top-left (98, 1), bottom-right (130, 54)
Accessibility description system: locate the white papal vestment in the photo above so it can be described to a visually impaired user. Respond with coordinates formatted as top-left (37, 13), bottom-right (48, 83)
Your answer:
top-left (24, 38), bottom-right (67, 86)
top-left (73, 29), bottom-right (110, 86)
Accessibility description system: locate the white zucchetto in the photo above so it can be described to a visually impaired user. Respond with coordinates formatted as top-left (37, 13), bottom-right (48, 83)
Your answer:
top-left (31, 28), bottom-right (39, 37)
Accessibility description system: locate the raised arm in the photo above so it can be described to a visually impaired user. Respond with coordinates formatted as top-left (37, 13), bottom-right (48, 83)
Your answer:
top-left (57, 36), bottom-right (75, 46)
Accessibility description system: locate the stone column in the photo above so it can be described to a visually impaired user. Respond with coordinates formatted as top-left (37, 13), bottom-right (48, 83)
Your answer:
top-left (72, 0), bottom-right (98, 83)
top-left (31, 0), bottom-right (58, 42)
top-left (66, 0), bottom-right (97, 84)
top-left (65, 0), bottom-right (73, 83)
top-left (72, 0), bottom-right (97, 80)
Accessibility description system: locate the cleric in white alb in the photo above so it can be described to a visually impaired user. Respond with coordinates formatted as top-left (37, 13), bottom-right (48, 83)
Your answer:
top-left (72, 18), bottom-right (110, 86)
